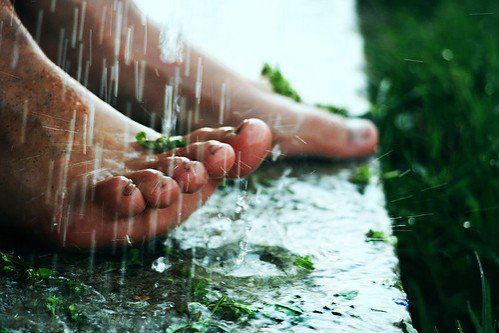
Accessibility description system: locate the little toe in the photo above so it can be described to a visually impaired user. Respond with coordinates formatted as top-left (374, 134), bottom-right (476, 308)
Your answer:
top-left (167, 141), bottom-right (236, 178)
top-left (125, 169), bottom-right (180, 209)
top-left (94, 176), bottom-right (146, 218)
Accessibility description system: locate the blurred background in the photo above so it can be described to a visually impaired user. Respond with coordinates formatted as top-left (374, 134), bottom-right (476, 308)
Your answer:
top-left (137, 0), bottom-right (499, 332)
top-left (137, 0), bottom-right (369, 115)
top-left (359, 0), bottom-right (498, 332)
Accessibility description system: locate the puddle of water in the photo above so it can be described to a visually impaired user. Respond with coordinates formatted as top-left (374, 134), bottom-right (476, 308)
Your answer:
top-left (0, 161), bottom-right (411, 332)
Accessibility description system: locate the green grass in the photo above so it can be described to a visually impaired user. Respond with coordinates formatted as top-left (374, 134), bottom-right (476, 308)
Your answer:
top-left (357, 0), bottom-right (498, 331)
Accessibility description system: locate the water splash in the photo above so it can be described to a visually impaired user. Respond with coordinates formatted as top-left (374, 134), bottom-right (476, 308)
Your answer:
top-left (161, 84), bottom-right (174, 135)
top-left (159, 23), bottom-right (184, 64)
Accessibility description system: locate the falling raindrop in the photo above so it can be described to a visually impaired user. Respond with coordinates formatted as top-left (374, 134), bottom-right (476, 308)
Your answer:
top-left (100, 58), bottom-right (108, 99)
top-left (20, 100), bottom-right (28, 144)
top-left (113, 1), bottom-right (123, 58)
top-left (50, 0), bottom-right (57, 13)
top-left (78, 1), bottom-right (87, 42)
top-left (219, 83), bottom-right (227, 124)
top-left (194, 57), bottom-right (203, 123)
top-left (88, 230), bottom-right (97, 273)
top-left (0, 21), bottom-right (4, 52)
top-left (99, 6), bottom-right (107, 45)
top-left (76, 42), bottom-right (84, 82)
top-left (184, 44), bottom-right (191, 77)
top-left (45, 160), bottom-right (55, 204)
top-left (56, 28), bottom-right (65, 66)
top-left (124, 26), bottom-right (134, 65)
top-left (162, 84), bottom-right (174, 135)
top-left (10, 30), bottom-right (19, 69)
top-left (134, 60), bottom-right (146, 102)
top-left (83, 59), bottom-right (91, 87)
top-left (88, 28), bottom-right (93, 65)
top-left (35, 9), bottom-right (44, 44)
top-left (71, 7), bottom-right (79, 49)
top-left (141, 14), bottom-right (148, 55)
top-left (86, 103), bottom-right (95, 148)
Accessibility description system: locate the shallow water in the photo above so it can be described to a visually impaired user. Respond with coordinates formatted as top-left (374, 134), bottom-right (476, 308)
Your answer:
top-left (0, 160), bottom-right (412, 332)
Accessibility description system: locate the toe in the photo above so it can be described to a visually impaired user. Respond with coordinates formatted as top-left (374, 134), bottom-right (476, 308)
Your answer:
top-left (94, 176), bottom-right (146, 218)
top-left (222, 119), bottom-right (272, 178)
top-left (166, 140), bottom-right (236, 178)
top-left (152, 156), bottom-right (208, 193)
top-left (345, 118), bottom-right (378, 156)
top-left (125, 169), bottom-right (180, 209)
top-left (185, 119), bottom-right (272, 178)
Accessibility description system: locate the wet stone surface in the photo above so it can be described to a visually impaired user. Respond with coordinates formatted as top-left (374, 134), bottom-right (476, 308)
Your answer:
top-left (0, 160), bottom-right (413, 332)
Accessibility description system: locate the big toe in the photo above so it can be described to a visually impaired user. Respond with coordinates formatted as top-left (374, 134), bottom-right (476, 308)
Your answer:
top-left (280, 115), bottom-right (378, 159)
top-left (186, 119), bottom-right (272, 178)
top-left (344, 118), bottom-right (378, 157)
top-left (225, 119), bottom-right (272, 178)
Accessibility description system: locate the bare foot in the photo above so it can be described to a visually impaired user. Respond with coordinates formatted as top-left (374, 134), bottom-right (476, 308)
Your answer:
top-left (16, 0), bottom-right (377, 160)
top-left (0, 3), bottom-right (271, 250)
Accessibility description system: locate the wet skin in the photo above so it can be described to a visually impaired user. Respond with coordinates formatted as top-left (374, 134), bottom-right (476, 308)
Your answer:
top-left (16, 0), bottom-right (378, 159)
top-left (0, 2), bottom-right (271, 250)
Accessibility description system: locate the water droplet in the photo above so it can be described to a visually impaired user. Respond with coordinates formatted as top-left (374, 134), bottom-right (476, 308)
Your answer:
top-left (442, 49), bottom-right (454, 61)
top-left (151, 257), bottom-right (172, 273)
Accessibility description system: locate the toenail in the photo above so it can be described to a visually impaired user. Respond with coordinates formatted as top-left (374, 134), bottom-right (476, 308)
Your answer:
top-left (208, 142), bottom-right (224, 154)
top-left (123, 180), bottom-right (137, 196)
top-left (346, 119), bottom-right (374, 144)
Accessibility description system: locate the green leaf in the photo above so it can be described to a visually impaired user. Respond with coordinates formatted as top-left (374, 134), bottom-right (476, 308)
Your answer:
top-left (136, 132), bottom-right (187, 153)
top-left (293, 255), bottom-right (315, 270)
top-left (68, 304), bottom-right (85, 323)
top-left (261, 63), bottom-right (302, 102)
top-left (365, 229), bottom-right (388, 243)
top-left (350, 165), bottom-right (371, 185)
top-left (315, 103), bottom-right (348, 117)
top-left (274, 303), bottom-right (304, 315)
top-left (135, 131), bottom-right (155, 150)
top-left (45, 296), bottom-right (64, 316)
top-left (191, 278), bottom-right (209, 303)
top-left (208, 295), bottom-right (255, 320)
top-left (66, 279), bottom-right (86, 294)
top-left (36, 268), bottom-right (53, 279)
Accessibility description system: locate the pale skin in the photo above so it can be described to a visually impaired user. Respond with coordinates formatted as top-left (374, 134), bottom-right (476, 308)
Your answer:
top-left (0, 1), bottom-right (377, 250)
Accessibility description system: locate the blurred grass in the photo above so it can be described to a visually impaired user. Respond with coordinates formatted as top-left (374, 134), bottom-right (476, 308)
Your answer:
top-left (357, 0), bottom-right (498, 331)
